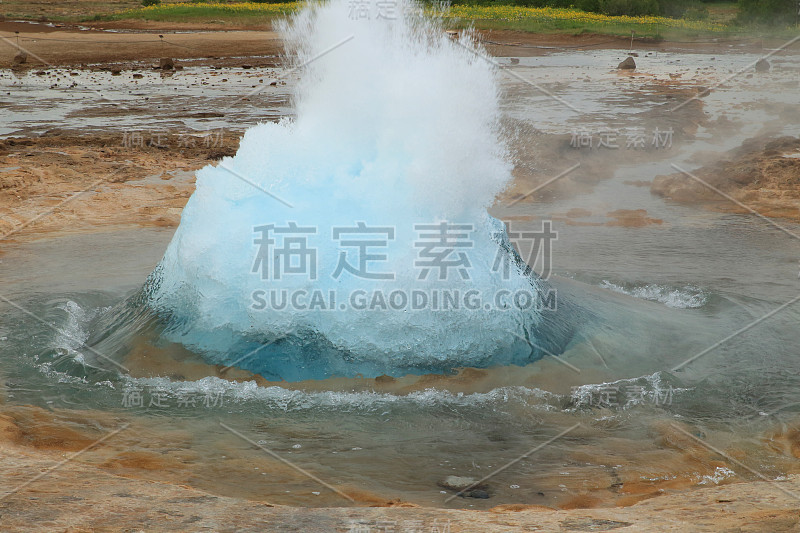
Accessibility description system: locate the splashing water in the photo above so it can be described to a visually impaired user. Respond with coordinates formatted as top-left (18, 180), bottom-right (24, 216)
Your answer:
top-left (599, 280), bottom-right (707, 309)
top-left (139, 0), bottom-right (564, 380)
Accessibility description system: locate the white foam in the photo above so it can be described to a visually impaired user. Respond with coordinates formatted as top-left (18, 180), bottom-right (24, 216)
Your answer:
top-left (122, 375), bottom-right (558, 412)
top-left (600, 280), bottom-right (707, 309)
top-left (569, 371), bottom-right (693, 410)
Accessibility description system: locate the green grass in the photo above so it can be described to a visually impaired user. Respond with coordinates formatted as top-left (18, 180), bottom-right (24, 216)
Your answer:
top-left (449, 17), bottom-right (724, 40)
top-left (96, 2), bottom-right (296, 23)
top-left (93, 1), bottom-right (799, 41)
top-left (706, 1), bottom-right (739, 25)
top-left (440, 4), bottom-right (741, 40)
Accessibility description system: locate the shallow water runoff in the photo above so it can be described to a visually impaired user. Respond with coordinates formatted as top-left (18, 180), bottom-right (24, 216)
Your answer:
top-left (2, 0), bottom-right (800, 513)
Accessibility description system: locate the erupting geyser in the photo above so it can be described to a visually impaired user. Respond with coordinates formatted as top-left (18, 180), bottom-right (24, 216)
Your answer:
top-left (139, 0), bottom-right (569, 380)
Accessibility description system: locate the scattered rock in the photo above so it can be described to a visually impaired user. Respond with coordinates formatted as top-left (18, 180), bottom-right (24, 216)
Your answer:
top-left (241, 64), bottom-right (252, 69)
top-left (132, 73), bottom-right (143, 79)
top-left (755, 58), bottom-right (770, 72)
top-left (439, 476), bottom-right (476, 491)
top-left (111, 68), bottom-right (122, 76)
top-left (12, 51), bottom-right (27, 66)
top-left (465, 490), bottom-right (490, 499)
top-left (617, 57), bottom-right (636, 70)
top-left (438, 476), bottom-right (484, 492)
top-left (269, 80), bottom-right (278, 86)
top-left (628, 52), bottom-right (639, 57)
top-left (159, 57), bottom-right (174, 70)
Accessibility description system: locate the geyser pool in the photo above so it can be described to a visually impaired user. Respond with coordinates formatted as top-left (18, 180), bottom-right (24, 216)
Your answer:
top-left (5, 18), bottom-right (800, 511)
top-left (132, 0), bottom-right (570, 380)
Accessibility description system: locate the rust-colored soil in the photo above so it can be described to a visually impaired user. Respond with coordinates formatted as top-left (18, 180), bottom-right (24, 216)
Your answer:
top-left (652, 136), bottom-right (800, 222)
